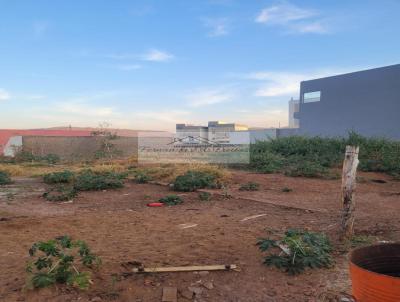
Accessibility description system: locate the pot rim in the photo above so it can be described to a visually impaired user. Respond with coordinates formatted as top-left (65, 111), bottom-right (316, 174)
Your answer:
top-left (350, 243), bottom-right (400, 281)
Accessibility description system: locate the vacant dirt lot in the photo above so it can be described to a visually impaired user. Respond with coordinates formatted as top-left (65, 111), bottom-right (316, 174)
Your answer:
top-left (0, 171), bottom-right (399, 302)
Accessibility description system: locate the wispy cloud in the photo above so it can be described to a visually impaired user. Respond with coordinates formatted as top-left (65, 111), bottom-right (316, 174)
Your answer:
top-left (186, 88), bottom-right (234, 107)
top-left (141, 49), bottom-right (174, 62)
top-left (255, 2), bottom-right (329, 34)
top-left (0, 88), bottom-right (11, 101)
top-left (113, 64), bottom-right (142, 71)
top-left (241, 68), bottom-right (353, 98)
top-left (105, 49), bottom-right (174, 63)
top-left (203, 17), bottom-right (230, 37)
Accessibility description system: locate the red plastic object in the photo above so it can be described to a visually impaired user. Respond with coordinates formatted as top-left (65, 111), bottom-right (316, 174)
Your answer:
top-left (147, 202), bottom-right (164, 207)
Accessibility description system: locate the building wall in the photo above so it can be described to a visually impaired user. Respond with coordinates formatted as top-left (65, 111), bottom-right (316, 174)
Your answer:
top-left (288, 99), bottom-right (299, 128)
top-left (22, 136), bottom-right (138, 161)
top-left (298, 64), bottom-right (400, 139)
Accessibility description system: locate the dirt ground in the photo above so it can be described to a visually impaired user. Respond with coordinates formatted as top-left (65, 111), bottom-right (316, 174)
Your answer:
top-left (0, 171), bottom-right (399, 302)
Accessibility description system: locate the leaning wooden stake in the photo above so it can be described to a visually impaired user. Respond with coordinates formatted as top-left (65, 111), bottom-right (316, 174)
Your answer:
top-left (340, 145), bottom-right (359, 240)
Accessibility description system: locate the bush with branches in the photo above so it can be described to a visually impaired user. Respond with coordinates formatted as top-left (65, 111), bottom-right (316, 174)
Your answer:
top-left (159, 194), bottom-right (183, 206)
top-left (74, 170), bottom-right (125, 191)
top-left (173, 170), bottom-right (218, 192)
top-left (43, 185), bottom-right (77, 202)
top-left (43, 170), bottom-right (75, 184)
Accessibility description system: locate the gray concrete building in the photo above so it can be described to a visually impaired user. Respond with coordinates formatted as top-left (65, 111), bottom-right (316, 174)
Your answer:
top-left (294, 64), bottom-right (400, 139)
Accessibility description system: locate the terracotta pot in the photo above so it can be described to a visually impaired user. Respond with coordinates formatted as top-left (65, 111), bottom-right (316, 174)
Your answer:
top-left (350, 243), bottom-right (400, 301)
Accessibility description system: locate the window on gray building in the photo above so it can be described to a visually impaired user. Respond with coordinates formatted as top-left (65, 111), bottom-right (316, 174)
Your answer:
top-left (303, 91), bottom-right (321, 103)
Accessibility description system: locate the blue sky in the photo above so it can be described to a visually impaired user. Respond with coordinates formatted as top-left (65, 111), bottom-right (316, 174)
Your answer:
top-left (0, 0), bottom-right (399, 131)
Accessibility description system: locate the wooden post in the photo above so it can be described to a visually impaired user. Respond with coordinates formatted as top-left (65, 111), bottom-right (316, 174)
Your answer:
top-left (340, 145), bottom-right (359, 240)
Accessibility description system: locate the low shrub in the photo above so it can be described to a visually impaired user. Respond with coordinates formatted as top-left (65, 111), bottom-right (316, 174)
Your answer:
top-left (0, 171), bottom-right (12, 185)
top-left (173, 170), bottom-right (218, 192)
top-left (239, 182), bottom-right (260, 191)
top-left (43, 185), bottom-right (77, 202)
top-left (284, 159), bottom-right (329, 178)
top-left (14, 151), bottom-right (60, 164)
top-left (159, 194), bottom-right (183, 206)
top-left (74, 170), bottom-right (125, 191)
top-left (250, 132), bottom-right (400, 178)
top-left (134, 171), bottom-right (152, 184)
top-left (257, 229), bottom-right (333, 275)
top-left (198, 191), bottom-right (212, 201)
top-left (26, 235), bottom-right (101, 290)
top-left (43, 170), bottom-right (75, 184)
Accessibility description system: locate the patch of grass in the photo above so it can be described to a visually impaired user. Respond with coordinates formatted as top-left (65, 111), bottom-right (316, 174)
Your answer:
top-left (198, 191), bottom-right (212, 201)
top-left (173, 170), bottom-right (219, 192)
top-left (159, 194), bottom-right (183, 206)
top-left (134, 171), bottom-right (152, 184)
top-left (284, 159), bottom-right (329, 178)
top-left (74, 170), bottom-right (125, 191)
top-left (281, 187), bottom-right (292, 192)
top-left (26, 235), bottom-right (101, 290)
top-left (43, 185), bottom-right (77, 202)
top-left (257, 229), bottom-right (333, 275)
top-left (350, 235), bottom-right (375, 248)
top-left (0, 171), bottom-right (12, 185)
top-left (239, 182), bottom-right (260, 191)
top-left (43, 170), bottom-right (75, 184)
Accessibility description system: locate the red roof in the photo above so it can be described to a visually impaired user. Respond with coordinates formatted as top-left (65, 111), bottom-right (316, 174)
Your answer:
top-left (0, 129), bottom-right (92, 155)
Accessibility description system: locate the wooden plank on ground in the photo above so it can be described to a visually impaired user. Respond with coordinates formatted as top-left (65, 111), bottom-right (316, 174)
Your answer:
top-left (132, 264), bottom-right (237, 273)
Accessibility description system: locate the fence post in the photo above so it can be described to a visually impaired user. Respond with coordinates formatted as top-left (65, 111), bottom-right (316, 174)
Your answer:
top-left (340, 145), bottom-right (359, 240)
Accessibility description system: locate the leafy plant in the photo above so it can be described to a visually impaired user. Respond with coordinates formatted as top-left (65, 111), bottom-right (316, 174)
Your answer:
top-left (239, 182), bottom-right (260, 191)
top-left (43, 185), bottom-right (77, 202)
top-left (26, 236), bottom-right (101, 290)
top-left (43, 170), bottom-right (75, 184)
top-left (173, 170), bottom-right (218, 192)
top-left (199, 191), bottom-right (212, 201)
top-left (159, 194), bottom-right (183, 206)
top-left (74, 170), bottom-right (125, 191)
top-left (0, 171), bottom-right (12, 185)
top-left (257, 229), bottom-right (333, 275)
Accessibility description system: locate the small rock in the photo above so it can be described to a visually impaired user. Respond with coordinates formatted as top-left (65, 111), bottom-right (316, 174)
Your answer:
top-left (202, 281), bottom-right (214, 290)
top-left (91, 297), bottom-right (102, 302)
top-left (198, 271), bottom-right (209, 276)
top-left (180, 289), bottom-right (194, 300)
top-left (267, 290), bottom-right (277, 297)
top-left (188, 286), bottom-right (203, 296)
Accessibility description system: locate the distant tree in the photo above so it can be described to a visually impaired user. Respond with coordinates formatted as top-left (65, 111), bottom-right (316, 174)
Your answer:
top-left (91, 122), bottom-right (122, 160)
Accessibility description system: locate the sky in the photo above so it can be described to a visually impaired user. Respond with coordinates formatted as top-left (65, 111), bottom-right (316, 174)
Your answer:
top-left (0, 0), bottom-right (399, 131)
